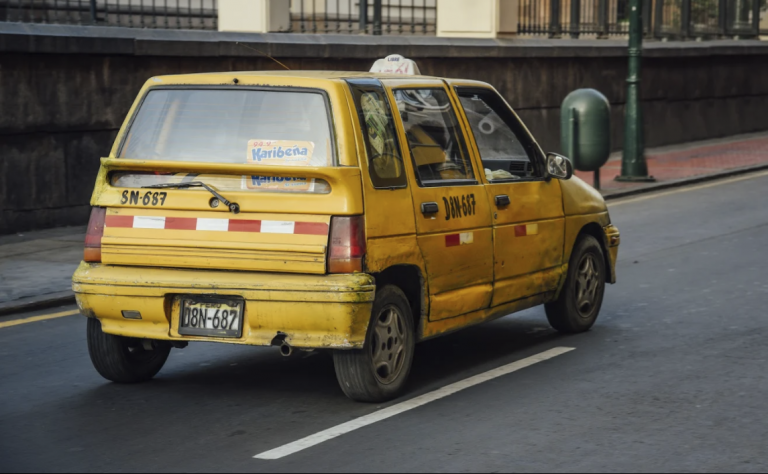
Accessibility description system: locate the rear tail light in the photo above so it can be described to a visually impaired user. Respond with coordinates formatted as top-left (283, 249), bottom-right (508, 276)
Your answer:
top-left (84, 207), bottom-right (106, 263)
top-left (328, 216), bottom-right (366, 274)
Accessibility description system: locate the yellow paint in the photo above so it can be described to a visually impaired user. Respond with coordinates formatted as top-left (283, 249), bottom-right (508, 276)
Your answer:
top-left (608, 170), bottom-right (768, 207)
top-left (382, 78), bottom-right (495, 321)
top-left (0, 310), bottom-right (80, 329)
top-left (560, 175), bottom-right (609, 216)
top-left (76, 70), bottom-right (619, 351)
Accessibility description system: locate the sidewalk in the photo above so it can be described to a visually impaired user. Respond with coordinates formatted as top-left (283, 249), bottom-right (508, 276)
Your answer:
top-left (0, 226), bottom-right (85, 315)
top-left (575, 132), bottom-right (768, 197)
top-left (1, 132), bottom-right (767, 315)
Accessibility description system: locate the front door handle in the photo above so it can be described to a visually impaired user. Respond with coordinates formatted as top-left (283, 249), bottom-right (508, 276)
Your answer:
top-left (421, 202), bottom-right (439, 214)
top-left (495, 195), bottom-right (511, 207)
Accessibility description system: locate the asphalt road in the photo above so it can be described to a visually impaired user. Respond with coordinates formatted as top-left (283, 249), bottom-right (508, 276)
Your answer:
top-left (2, 172), bottom-right (768, 473)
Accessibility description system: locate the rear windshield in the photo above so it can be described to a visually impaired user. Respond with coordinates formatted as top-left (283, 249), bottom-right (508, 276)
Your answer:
top-left (120, 89), bottom-right (336, 166)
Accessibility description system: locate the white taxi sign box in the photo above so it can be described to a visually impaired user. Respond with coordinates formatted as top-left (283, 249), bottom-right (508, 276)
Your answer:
top-left (370, 55), bottom-right (421, 76)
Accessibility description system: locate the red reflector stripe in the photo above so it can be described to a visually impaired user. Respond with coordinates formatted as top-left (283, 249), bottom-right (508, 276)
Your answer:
top-left (103, 215), bottom-right (328, 235)
top-left (294, 222), bottom-right (330, 236)
top-left (445, 234), bottom-right (461, 247)
top-left (164, 217), bottom-right (197, 230)
top-left (105, 215), bottom-right (135, 228)
top-left (228, 219), bottom-right (261, 233)
top-left (514, 225), bottom-right (527, 237)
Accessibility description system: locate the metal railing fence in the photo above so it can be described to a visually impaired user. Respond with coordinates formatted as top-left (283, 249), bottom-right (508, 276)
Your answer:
top-left (0, 0), bottom-right (763, 38)
top-left (519, 0), bottom-right (636, 37)
top-left (288, 0), bottom-right (436, 35)
top-left (0, 0), bottom-right (217, 29)
top-left (519, 0), bottom-right (764, 39)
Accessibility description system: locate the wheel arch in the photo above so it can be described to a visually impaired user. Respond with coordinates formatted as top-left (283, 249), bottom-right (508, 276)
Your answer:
top-left (371, 265), bottom-right (426, 338)
top-left (575, 222), bottom-right (613, 283)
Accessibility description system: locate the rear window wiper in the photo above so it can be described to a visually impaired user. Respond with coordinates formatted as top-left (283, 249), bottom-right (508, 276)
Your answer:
top-left (142, 182), bottom-right (240, 214)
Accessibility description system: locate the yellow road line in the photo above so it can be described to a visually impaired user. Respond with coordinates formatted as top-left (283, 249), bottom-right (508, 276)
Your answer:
top-left (0, 309), bottom-right (80, 329)
top-left (609, 170), bottom-right (768, 207)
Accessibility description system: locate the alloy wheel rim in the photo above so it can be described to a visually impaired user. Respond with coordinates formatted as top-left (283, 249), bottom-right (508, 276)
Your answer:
top-left (371, 305), bottom-right (407, 385)
top-left (575, 253), bottom-right (601, 317)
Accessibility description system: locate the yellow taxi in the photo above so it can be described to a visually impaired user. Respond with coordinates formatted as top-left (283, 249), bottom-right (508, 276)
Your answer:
top-left (73, 55), bottom-right (620, 403)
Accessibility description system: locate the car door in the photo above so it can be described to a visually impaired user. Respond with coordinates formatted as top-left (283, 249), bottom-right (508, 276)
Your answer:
top-left (382, 79), bottom-right (494, 322)
top-left (451, 82), bottom-right (565, 307)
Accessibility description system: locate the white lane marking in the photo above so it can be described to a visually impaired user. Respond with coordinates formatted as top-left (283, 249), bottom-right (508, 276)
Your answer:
top-left (261, 220), bottom-right (296, 234)
top-left (609, 170), bottom-right (768, 207)
top-left (254, 346), bottom-right (575, 460)
top-left (196, 218), bottom-right (229, 232)
top-left (133, 216), bottom-right (166, 229)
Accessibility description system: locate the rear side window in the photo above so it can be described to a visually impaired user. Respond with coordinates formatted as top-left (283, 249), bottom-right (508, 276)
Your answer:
top-left (394, 88), bottom-right (475, 186)
top-left (347, 79), bottom-right (407, 189)
top-left (120, 89), bottom-right (336, 166)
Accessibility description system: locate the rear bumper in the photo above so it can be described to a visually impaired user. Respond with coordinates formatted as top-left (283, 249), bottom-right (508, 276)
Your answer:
top-left (604, 224), bottom-right (620, 284)
top-left (72, 262), bottom-right (375, 349)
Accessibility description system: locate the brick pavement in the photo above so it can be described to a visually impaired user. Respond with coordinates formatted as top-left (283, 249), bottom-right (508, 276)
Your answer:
top-left (575, 134), bottom-right (768, 194)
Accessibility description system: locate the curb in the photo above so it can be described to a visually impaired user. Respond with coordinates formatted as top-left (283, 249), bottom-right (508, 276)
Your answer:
top-left (0, 292), bottom-right (77, 317)
top-left (602, 163), bottom-right (768, 201)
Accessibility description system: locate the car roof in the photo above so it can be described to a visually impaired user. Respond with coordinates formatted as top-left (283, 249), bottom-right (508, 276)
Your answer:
top-left (149, 70), bottom-right (491, 86)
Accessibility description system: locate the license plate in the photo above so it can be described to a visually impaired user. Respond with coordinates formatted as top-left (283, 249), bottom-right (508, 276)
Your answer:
top-left (178, 296), bottom-right (244, 338)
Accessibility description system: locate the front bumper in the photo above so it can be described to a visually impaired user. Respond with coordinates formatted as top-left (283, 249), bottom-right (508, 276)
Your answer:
top-left (604, 224), bottom-right (620, 284)
top-left (72, 262), bottom-right (375, 349)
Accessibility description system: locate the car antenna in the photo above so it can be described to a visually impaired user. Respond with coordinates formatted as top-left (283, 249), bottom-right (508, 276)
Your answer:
top-left (236, 42), bottom-right (291, 71)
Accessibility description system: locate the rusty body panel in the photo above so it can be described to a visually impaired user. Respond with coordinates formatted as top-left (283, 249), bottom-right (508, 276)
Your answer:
top-left (73, 262), bottom-right (374, 348)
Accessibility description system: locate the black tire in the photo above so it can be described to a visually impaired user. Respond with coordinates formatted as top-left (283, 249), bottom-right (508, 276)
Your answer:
top-left (333, 285), bottom-right (416, 403)
top-left (545, 234), bottom-right (606, 334)
top-left (87, 318), bottom-right (171, 383)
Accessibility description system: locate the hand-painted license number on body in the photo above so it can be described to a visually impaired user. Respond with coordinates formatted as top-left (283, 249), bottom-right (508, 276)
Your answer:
top-left (443, 194), bottom-right (476, 221)
top-left (121, 190), bottom-right (167, 207)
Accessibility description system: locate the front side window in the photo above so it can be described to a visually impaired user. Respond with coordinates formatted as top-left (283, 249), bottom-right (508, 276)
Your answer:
top-left (395, 88), bottom-right (475, 186)
top-left (457, 88), bottom-right (541, 182)
top-left (120, 89), bottom-right (335, 166)
top-left (348, 79), bottom-right (407, 189)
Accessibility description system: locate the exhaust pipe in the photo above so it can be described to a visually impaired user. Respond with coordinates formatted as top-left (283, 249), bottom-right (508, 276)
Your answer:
top-left (280, 342), bottom-right (293, 357)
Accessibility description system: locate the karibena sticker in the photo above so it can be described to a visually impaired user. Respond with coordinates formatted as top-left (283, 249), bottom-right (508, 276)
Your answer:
top-left (245, 140), bottom-right (317, 192)
top-left (243, 175), bottom-right (316, 192)
top-left (247, 140), bottom-right (315, 166)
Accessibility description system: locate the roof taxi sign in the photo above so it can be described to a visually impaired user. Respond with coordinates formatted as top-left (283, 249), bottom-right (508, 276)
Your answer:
top-left (369, 54), bottom-right (421, 76)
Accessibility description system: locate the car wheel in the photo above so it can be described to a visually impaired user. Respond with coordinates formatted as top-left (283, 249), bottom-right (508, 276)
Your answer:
top-left (333, 285), bottom-right (415, 403)
top-left (87, 318), bottom-right (171, 383)
top-left (545, 234), bottom-right (606, 334)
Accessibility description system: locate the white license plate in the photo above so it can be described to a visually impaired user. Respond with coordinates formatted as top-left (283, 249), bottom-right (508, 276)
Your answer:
top-left (178, 296), bottom-right (244, 338)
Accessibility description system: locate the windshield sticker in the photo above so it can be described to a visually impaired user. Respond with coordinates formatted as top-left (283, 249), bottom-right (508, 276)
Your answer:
top-left (242, 175), bottom-right (316, 192)
top-left (247, 140), bottom-right (315, 166)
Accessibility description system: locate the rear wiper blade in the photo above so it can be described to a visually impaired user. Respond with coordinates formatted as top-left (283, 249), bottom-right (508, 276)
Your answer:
top-left (142, 181), bottom-right (240, 214)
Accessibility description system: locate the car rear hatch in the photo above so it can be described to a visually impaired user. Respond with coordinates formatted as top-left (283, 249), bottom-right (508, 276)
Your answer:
top-left (90, 82), bottom-right (362, 275)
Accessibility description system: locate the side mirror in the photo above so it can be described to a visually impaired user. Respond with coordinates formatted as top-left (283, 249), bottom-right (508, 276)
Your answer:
top-left (545, 153), bottom-right (574, 180)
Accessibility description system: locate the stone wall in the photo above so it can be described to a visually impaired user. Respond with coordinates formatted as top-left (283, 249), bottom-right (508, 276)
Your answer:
top-left (1, 23), bottom-right (768, 234)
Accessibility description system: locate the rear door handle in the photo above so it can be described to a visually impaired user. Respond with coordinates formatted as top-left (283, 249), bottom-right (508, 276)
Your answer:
top-left (421, 202), bottom-right (439, 214)
top-left (495, 195), bottom-right (511, 207)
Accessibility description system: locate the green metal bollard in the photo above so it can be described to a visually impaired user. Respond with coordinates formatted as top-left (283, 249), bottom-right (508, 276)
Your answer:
top-left (561, 89), bottom-right (612, 190)
top-left (616, 0), bottom-right (655, 182)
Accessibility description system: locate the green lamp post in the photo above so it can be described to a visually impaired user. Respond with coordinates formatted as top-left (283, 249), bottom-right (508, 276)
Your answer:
top-left (616, 0), bottom-right (655, 182)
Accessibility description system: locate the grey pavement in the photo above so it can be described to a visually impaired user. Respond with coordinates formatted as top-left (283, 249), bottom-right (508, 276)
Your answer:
top-left (0, 171), bottom-right (767, 472)
top-left (0, 226), bottom-right (84, 311)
